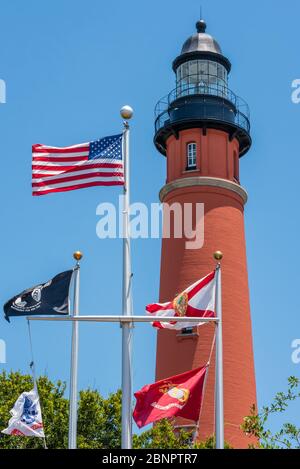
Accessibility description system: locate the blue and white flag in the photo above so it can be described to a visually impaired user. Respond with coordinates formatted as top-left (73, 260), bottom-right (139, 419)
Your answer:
top-left (2, 388), bottom-right (45, 438)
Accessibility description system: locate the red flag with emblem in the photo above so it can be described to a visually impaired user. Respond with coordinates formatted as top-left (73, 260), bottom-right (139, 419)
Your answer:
top-left (133, 366), bottom-right (207, 428)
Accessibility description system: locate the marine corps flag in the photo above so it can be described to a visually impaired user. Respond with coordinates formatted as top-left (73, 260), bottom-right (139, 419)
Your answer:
top-left (133, 366), bottom-right (207, 429)
top-left (3, 270), bottom-right (73, 322)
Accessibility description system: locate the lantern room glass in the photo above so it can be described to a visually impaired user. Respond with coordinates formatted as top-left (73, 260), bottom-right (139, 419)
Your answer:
top-left (176, 60), bottom-right (228, 98)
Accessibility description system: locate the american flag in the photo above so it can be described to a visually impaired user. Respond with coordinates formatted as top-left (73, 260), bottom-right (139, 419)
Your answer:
top-left (32, 133), bottom-right (124, 196)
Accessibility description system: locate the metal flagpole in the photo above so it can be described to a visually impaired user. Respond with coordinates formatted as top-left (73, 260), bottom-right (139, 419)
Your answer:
top-left (120, 105), bottom-right (134, 449)
top-left (68, 251), bottom-right (82, 450)
top-left (27, 316), bottom-right (219, 325)
top-left (28, 309), bottom-right (220, 450)
top-left (214, 251), bottom-right (224, 449)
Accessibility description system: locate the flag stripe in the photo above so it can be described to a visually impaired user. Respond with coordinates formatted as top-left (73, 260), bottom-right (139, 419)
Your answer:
top-left (32, 145), bottom-right (89, 153)
top-left (33, 152), bottom-right (89, 158)
top-left (32, 158), bottom-right (122, 168)
top-left (186, 305), bottom-right (215, 317)
top-left (146, 302), bottom-right (173, 313)
top-left (32, 171), bottom-right (124, 186)
top-left (32, 180), bottom-right (124, 196)
top-left (32, 160), bottom-right (89, 167)
top-left (32, 155), bottom-right (89, 162)
top-left (187, 271), bottom-right (215, 300)
top-left (32, 163), bottom-right (123, 174)
top-left (32, 167), bottom-right (124, 179)
top-left (32, 175), bottom-right (123, 189)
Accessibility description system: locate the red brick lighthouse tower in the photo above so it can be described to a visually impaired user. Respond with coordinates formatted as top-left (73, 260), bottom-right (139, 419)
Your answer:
top-left (154, 19), bottom-right (256, 448)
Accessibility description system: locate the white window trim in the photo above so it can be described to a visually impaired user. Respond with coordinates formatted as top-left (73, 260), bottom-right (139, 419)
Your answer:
top-left (187, 142), bottom-right (197, 169)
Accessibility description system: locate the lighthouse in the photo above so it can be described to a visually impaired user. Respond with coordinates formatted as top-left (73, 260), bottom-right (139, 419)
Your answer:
top-left (154, 19), bottom-right (256, 448)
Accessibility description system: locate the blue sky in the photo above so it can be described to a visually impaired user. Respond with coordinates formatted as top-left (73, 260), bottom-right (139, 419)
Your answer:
top-left (0, 0), bottom-right (300, 437)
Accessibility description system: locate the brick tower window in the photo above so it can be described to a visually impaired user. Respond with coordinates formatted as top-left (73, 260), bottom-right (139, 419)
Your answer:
top-left (186, 142), bottom-right (197, 170)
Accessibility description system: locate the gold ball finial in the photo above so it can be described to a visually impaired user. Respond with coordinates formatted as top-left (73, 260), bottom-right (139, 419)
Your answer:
top-left (214, 251), bottom-right (223, 261)
top-left (120, 105), bottom-right (133, 120)
top-left (73, 251), bottom-right (83, 261)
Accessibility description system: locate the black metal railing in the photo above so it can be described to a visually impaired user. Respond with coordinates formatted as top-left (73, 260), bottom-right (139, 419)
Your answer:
top-left (154, 82), bottom-right (250, 135)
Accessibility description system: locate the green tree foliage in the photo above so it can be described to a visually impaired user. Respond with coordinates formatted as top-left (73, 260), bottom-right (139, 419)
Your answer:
top-left (242, 376), bottom-right (300, 449)
top-left (77, 389), bottom-right (122, 449)
top-left (134, 424), bottom-right (231, 449)
top-left (0, 371), bottom-right (198, 449)
top-left (0, 370), bottom-right (229, 449)
top-left (0, 371), bottom-right (68, 449)
top-left (133, 419), bottom-right (194, 449)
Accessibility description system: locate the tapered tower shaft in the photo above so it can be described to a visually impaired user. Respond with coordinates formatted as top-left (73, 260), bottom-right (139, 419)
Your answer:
top-left (154, 20), bottom-right (256, 448)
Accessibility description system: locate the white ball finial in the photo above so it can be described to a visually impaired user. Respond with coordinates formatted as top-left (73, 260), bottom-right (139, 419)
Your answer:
top-left (120, 105), bottom-right (133, 120)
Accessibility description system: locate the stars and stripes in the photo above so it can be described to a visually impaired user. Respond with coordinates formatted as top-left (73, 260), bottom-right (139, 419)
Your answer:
top-left (32, 134), bottom-right (124, 196)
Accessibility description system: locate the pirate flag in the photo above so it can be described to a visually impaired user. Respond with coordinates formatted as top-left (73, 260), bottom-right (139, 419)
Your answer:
top-left (4, 270), bottom-right (73, 322)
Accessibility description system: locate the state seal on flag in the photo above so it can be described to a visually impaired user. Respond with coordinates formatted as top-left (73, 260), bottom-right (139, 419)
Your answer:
top-left (173, 291), bottom-right (188, 317)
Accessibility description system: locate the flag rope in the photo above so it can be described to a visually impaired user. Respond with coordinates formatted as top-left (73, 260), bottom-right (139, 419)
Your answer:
top-left (27, 320), bottom-right (48, 450)
top-left (27, 319), bottom-right (37, 386)
top-left (207, 326), bottom-right (217, 366)
top-left (194, 324), bottom-right (217, 444)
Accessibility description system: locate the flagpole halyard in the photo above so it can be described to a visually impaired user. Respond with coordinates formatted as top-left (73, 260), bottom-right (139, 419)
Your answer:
top-left (27, 319), bottom-right (37, 387)
top-left (195, 328), bottom-right (217, 444)
top-left (68, 251), bottom-right (82, 450)
top-left (214, 251), bottom-right (224, 450)
top-left (27, 320), bottom-right (48, 449)
top-left (120, 105), bottom-right (134, 450)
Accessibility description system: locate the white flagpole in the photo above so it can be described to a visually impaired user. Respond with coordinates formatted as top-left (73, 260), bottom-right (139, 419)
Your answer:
top-left (120, 105), bottom-right (134, 449)
top-left (68, 251), bottom-right (82, 450)
top-left (214, 251), bottom-right (224, 449)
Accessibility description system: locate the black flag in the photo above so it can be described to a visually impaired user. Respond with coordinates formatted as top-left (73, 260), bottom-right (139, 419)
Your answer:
top-left (4, 270), bottom-right (73, 322)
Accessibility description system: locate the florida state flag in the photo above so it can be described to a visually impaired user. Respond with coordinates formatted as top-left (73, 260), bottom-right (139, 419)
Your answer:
top-left (146, 271), bottom-right (215, 330)
top-left (133, 366), bottom-right (207, 428)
